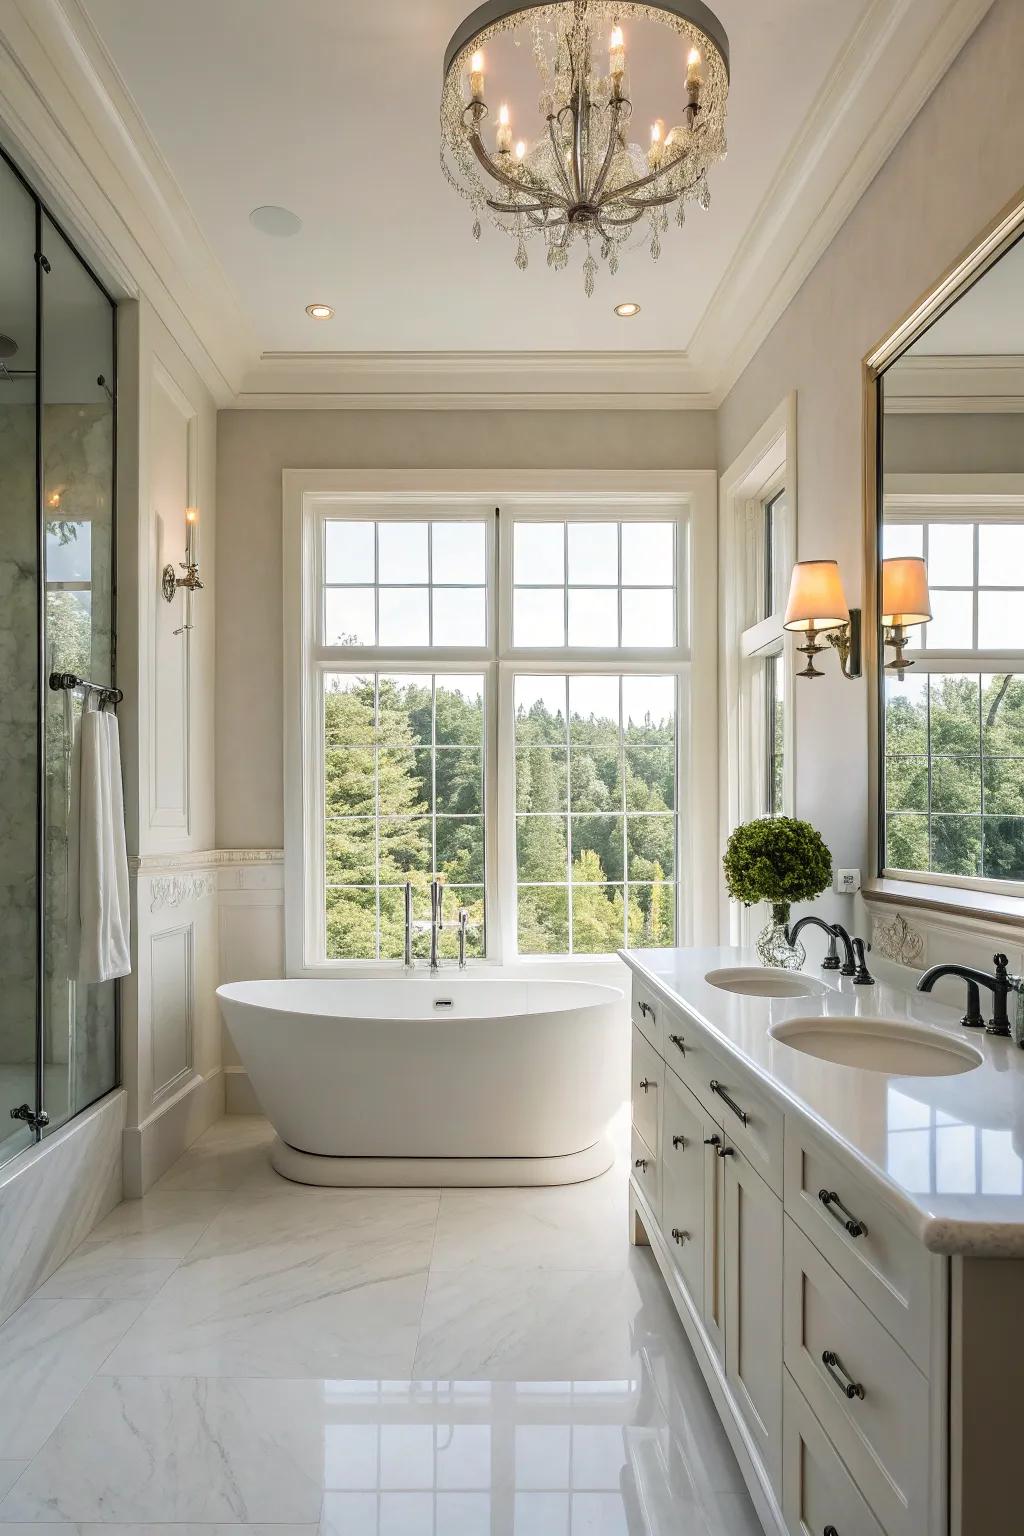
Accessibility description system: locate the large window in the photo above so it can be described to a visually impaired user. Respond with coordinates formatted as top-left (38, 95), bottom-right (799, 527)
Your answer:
top-left (286, 480), bottom-right (715, 971)
top-left (883, 506), bottom-right (1024, 886)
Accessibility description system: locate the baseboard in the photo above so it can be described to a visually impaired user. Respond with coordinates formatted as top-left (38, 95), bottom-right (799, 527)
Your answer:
top-left (122, 1066), bottom-right (225, 1196)
top-left (224, 1064), bottom-right (262, 1115)
top-left (0, 1089), bottom-right (125, 1324)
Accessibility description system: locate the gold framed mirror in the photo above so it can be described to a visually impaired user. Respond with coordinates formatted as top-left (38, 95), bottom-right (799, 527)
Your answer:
top-left (865, 184), bottom-right (1024, 900)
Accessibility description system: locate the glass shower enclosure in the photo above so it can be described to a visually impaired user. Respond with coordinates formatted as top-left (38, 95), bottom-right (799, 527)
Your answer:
top-left (0, 147), bottom-right (118, 1169)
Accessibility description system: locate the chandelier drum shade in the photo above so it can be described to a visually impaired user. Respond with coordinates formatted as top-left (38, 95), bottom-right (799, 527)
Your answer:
top-left (441, 0), bottom-right (730, 294)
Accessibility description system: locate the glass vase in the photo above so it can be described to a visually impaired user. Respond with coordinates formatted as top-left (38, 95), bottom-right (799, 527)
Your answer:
top-left (755, 902), bottom-right (805, 970)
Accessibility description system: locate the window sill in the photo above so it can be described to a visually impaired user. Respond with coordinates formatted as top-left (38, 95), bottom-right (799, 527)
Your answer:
top-left (863, 877), bottom-right (1024, 934)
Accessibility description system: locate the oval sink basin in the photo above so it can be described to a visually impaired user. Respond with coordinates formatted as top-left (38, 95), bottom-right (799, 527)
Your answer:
top-left (769, 1015), bottom-right (984, 1076)
top-left (705, 967), bottom-right (829, 999)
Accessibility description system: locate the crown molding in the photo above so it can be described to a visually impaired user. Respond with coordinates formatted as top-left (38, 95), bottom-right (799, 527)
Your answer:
top-left (0, 0), bottom-right (256, 403)
top-left (883, 354), bottom-right (1024, 412)
top-left (691, 0), bottom-right (996, 404)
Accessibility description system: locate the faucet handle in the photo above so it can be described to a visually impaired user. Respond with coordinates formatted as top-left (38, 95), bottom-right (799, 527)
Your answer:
top-left (994, 953), bottom-right (1009, 976)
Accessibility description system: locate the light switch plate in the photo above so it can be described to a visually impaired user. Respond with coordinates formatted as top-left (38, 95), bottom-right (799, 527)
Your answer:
top-left (835, 868), bottom-right (861, 894)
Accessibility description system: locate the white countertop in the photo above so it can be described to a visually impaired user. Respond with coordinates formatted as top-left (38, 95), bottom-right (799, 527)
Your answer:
top-left (622, 945), bottom-right (1024, 1258)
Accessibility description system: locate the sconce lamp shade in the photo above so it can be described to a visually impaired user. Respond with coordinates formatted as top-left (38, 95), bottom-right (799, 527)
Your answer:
top-left (783, 560), bottom-right (850, 632)
top-left (881, 556), bottom-right (931, 627)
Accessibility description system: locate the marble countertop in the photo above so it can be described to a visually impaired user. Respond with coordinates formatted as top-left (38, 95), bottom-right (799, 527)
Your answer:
top-left (622, 945), bottom-right (1024, 1258)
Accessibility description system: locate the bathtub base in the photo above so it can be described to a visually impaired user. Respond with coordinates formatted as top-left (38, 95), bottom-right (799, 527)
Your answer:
top-left (270, 1134), bottom-right (615, 1188)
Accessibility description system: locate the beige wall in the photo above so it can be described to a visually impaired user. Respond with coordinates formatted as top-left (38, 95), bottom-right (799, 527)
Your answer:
top-left (215, 408), bottom-right (717, 848)
top-left (717, 0), bottom-right (1024, 907)
top-left (884, 412), bottom-right (1024, 475)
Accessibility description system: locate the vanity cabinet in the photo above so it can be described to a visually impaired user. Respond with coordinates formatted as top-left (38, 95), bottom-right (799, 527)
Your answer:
top-left (628, 971), bottom-right (948, 1536)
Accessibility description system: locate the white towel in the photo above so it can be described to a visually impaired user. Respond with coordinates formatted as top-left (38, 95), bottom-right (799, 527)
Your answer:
top-left (77, 708), bottom-right (131, 984)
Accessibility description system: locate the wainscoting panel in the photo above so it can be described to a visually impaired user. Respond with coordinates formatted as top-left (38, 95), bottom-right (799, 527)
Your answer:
top-left (150, 923), bottom-right (193, 1097)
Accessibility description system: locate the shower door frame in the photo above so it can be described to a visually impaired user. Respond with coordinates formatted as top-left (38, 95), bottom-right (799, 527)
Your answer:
top-left (1, 142), bottom-right (120, 1154)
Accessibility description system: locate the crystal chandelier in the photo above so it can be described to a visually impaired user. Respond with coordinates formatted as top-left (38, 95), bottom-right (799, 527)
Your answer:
top-left (441, 1), bottom-right (730, 295)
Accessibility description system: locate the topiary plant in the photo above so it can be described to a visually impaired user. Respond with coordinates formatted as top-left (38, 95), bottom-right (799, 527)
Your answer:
top-left (723, 817), bottom-right (833, 967)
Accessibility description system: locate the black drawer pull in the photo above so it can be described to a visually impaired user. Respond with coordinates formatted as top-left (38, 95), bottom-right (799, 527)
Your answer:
top-left (639, 1078), bottom-right (655, 1094)
top-left (709, 1079), bottom-right (749, 1126)
top-left (824, 1527), bottom-right (839, 1536)
top-left (668, 1032), bottom-right (686, 1055)
top-left (634, 1157), bottom-right (649, 1173)
top-left (671, 1134), bottom-right (686, 1149)
top-left (716, 1143), bottom-right (734, 1158)
top-left (639, 1000), bottom-right (655, 1020)
top-left (822, 1349), bottom-right (865, 1401)
top-left (818, 1188), bottom-right (867, 1238)
top-left (670, 1227), bottom-right (688, 1245)
top-left (703, 1134), bottom-right (720, 1148)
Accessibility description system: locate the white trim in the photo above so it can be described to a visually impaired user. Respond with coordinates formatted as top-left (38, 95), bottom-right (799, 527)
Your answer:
top-left (283, 470), bottom-right (718, 976)
top-left (884, 355), bottom-right (1024, 413)
top-left (719, 399), bottom-right (797, 941)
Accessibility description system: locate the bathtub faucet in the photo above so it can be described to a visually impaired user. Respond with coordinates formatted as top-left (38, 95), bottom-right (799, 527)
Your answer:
top-left (403, 881), bottom-right (415, 973)
top-left (430, 878), bottom-right (444, 975)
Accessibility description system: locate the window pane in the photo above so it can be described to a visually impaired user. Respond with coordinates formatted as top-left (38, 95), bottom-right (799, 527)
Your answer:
top-left (627, 814), bottom-right (675, 880)
top-left (571, 885), bottom-right (624, 953)
top-left (568, 588), bottom-right (617, 647)
top-left (325, 675), bottom-right (375, 744)
top-left (621, 523), bottom-right (673, 585)
top-left (435, 887), bottom-right (486, 959)
top-left (325, 587), bottom-right (375, 646)
top-left (621, 589), bottom-right (674, 647)
top-left (435, 748), bottom-right (482, 814)
top-left (433, 586), bottom-right (486, 647)
top-left (927, 524), bottom-right (973, 585)
top-left (325, 747), bottom-right (376, 815)
top-left (515, 522), bottom-right (564, 584)
top-left (432, 521), bottom-right (486, 584)
top-left (518, 887), bottom-right (569, 954)
top-left (931, 757), bottom-right (980, 814)
top-left (931, 816), bottom-right (981, 877)
top-left (46, 520), bottom-right (91, 582)
top-left (978, 590), bottom-right (1024, 650)
top-left (883, 523), bottom-right (923, 559)
top-left (378, 816), bottom-right (432, 881)
top-left (516, 815), bottom-right (567, 882)
top-left (886, 814), bottom-right (929, 871)
top-left (569, 747), bottom-right (622, 812)
top-left (379, 587), bottom-right (429, 646)
top-left (627, 882), bottom-right (675, 948)
top-left (572, 814), bottom-right (624, 883)
top-left (623, 676), bottom-right (676, 743)
top-left (378, 521), bottom-right (428, 584)
top-left (514, 587), bottom-right (564, 647)
top-left (568, 522), bottom-right (618, 584)
top-left (436, 675), bottom-right (484, 744)
top-left (886, 757), bottom-right (928, 813)
top-left (515, 675), bottom-right (567, 743)
top-left (931, 675), bottom-right (979, 753)
top-left (379, 749), bottom-right (432, 813)
top-left (983, 759), bottom-right (1024, 815)
top-left (625, 745), bottom-right (675, 810)
top-left (516, 746), bottom-right (568, 812)
top-left (326, 520), bottom-right (374, 584)
top-left (884, 672), bottom-right (928, 753)
top-left (325, 819), bottom-right (376, 884)
top-left (378, 676), bottom-right (432, 744)
top-left (978, 525), bottom-right (1024, 586)
top-left (984, 674), bottom-right (1024, 754)
top-left (983, 818), bottom-right (1024, 881)
top-left (569, 675), bottom-right (619, 746)
top-left (925, 590), bottom-right (973, 650)
top-left (326, 889), bottom-right (377, 959)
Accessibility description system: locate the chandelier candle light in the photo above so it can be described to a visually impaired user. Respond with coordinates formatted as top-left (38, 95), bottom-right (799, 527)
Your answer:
top-left (441, 1), bottom-right (729, 294)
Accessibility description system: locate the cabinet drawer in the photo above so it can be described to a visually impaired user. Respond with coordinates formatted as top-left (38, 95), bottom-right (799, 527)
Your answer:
top-left (632, 1025), bottom-right (662, 1154)
top-left (784, 1219), bottom-right (930, 1536)
top-left (631, 977), bottom-right (663, 1054)
top-left (661, 1068), bottom-right (705, 1311)
top-left (631, 1124), bottom-right (660, 1224)
top-left (671, 1019), bottom-right (783, 1194)
top-left (785, 1120), bottom-right (934, 1374)
top-left (783, 1371), bottom-right (884, 1536)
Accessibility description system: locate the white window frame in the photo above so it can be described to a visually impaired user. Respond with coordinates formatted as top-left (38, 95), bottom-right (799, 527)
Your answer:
top-left (881, 473), bottom-right (1024, 900)
top-left (283, 470), bottom-right (718, 976)
top-left (719, 398), bottom-right (797, 943)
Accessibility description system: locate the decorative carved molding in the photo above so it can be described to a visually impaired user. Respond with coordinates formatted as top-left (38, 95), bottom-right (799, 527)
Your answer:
top-left (149, 874), bottom-right (217, 913)
top-left (873, 910), bottom-right (926, 968)
top-left (132, 848), bottom-right (284, 876)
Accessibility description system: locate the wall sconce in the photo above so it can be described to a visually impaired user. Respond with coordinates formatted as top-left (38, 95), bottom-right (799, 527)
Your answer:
top-left (881, 556), bottom-right (931, 680)
top-left (162, 507), bottom-right (203, 635)
top-left (783, 560), bottom-right (862, 680)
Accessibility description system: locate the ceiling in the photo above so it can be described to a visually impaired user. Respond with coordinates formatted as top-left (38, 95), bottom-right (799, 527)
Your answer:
top-left (79, 0), bottom-right (871, 358)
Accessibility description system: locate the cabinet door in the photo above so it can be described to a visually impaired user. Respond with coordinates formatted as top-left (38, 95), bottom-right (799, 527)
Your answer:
top-left (661, 1069), bottom-right (705, 1312)
top-left (631, 1025), bottom-right (662, 1154)
top-left (724, 1141), bottom-right (783, 1497)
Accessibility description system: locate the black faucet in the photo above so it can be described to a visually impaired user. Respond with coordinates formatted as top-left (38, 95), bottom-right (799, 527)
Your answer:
top-left (831, 922), bottom-right (875, 985)
top-left (917, 953), bottom-right (1012, 1036)
top-left (787, 915), bottom-right (841, 970)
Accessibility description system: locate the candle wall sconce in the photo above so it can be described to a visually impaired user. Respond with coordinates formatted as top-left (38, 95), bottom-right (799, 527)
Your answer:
top-left (783, 559), bottom-right (862, 681)
top-left (881, 556), bottom-right (931, 680)
top-left (162, 507), bottom-right (203, 635)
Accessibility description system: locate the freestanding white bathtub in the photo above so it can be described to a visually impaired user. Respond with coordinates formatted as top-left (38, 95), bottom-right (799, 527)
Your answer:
top-left (216, 975), bottom-right (623, 1187)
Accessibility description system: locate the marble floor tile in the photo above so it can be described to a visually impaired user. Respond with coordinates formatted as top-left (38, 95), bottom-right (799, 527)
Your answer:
top-left (72, 1191), bottom-right (226, 1260)
top-left (413, 1251), bottom-right (675, 1381)
top-left (0, 1377), bottom-right (329, 1524)
top-left (0, 1528), bottom-right (316, 1536)
top-left (432, 1177), bottom-right (628, 1272)
top-left (0, 1298), bottom-right (145, 1459)
top-left (33, 1252), bottom-right (179, 1301)
top-left (188, 1187), bottom-right (440, 1260)
top-left (151, 1117), bottom-right (277, 1193)
top-left (0, 1465), bottom-right (27, 1503)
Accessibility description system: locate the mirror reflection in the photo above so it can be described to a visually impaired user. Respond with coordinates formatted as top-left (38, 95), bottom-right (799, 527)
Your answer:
top-left (879, 236), bottom-right (1024, 886)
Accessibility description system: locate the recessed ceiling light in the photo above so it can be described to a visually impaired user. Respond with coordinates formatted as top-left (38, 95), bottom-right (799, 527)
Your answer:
top-left (614, 302), bottom-right (641, 318)
top-left (249, 204), bottom-right (303, 238)
top-left (306, 303), bottom-right (335, 320)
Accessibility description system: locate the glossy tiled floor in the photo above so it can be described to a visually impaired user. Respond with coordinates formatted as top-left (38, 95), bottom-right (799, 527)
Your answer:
top-left (0, 1113), bottom-right (761, 1534)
